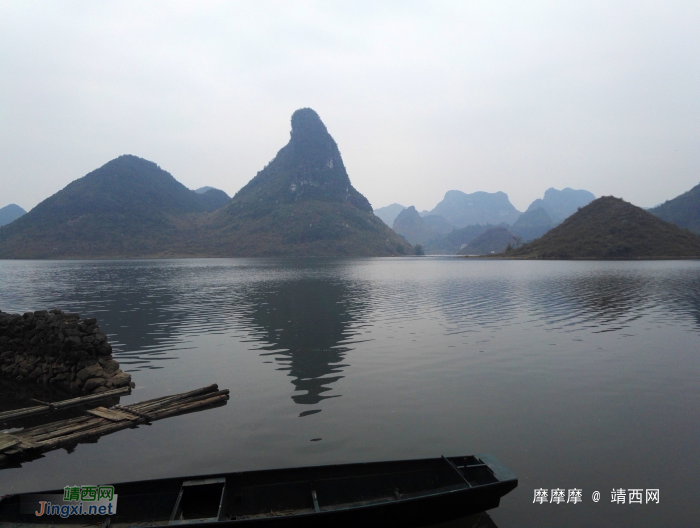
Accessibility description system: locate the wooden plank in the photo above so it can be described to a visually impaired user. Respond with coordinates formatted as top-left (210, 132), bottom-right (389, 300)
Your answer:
top-left (27, 418), bottom-right (105, 442)
top-left (37, 394), bottom-right (229, 450)
top-left (147, 394), bottom-right (230, 420)
top-left (33, 421), bottom-right (112, 448)
top-left (19, 416), bottom-right (93, 438)
top-left (34, 418), bottom-right (144, 449)
top-left (0, 385), bottom-right (229, 464)
top-left (129, 384), bottom-right (218, 411)
top-left (86, 407), bottom-right (139, 422)
top-left (0, 434), bottom-right (20, 452)
top-left (142, 390), bottom-right (230, 414)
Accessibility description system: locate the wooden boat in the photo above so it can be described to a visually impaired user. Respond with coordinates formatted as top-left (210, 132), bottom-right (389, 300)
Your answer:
top-left (0, 454), bottom-right (517, 527)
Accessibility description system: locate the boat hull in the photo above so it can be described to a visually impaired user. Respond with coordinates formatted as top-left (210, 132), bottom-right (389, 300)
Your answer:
top-left (0, 454), bottom-right (517, 528)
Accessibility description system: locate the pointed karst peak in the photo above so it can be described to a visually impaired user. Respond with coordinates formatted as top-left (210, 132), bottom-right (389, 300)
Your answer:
top-left (225, 107), bottom-right (372, 213)
top-left (290, 108), bottom-right (329, 141)
top-left (288, 108), bottom-right (341, 161)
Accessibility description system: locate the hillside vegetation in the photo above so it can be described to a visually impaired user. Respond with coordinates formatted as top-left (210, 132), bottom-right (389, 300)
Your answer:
top-left (0, 155), bottom-right (211, 258)
top-left (196, 108), bottom-right (409, 256)
top-left (650, 182), bottom-right (700, 234)
top-left (509, 196), bottom-right (700, 259)
top-left (0, 110), bottom-right (409, 258)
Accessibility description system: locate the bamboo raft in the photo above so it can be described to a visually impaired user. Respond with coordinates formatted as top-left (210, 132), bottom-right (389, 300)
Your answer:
top-left (0, 384), bottom-right (229, 467)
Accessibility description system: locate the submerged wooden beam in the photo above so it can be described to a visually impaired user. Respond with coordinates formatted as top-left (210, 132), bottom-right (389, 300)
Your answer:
top-left (49, 386), bottom-right (132, 409)
top-left (0, 386), bottom-right (131, 423)
top-left (0, 385), bottom-right (228, 467)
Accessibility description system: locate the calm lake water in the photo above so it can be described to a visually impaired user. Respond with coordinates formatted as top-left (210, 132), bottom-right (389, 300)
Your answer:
top-left (1, 258), bottom-right (699, 527)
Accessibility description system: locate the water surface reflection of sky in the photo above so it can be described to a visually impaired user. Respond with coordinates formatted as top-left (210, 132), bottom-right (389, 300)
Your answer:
top-left (1, 258), bottom-right (699, 528)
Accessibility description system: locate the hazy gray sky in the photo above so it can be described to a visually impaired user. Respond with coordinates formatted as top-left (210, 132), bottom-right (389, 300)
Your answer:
top-left (2, 1), bottom-right (699, 212)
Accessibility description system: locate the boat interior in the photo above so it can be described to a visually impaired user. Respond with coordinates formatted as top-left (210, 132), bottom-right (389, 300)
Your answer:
top-left (0, 455), bottom-right (505, 525)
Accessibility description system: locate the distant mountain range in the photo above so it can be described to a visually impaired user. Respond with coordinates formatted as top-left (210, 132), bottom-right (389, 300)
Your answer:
top-left (510, 207), bottom-right (553, 242)
top-left (526, 188), bottom-right (595, 224)
top-left (387, 187), bottom-right (595, 251)
top-left (387, 181), bottom-right (700, 258)
top-left (458, 227), bottom-right (520, 256)
top-left (0, 109), bottom-right (408, 258)
top-left (374, 203), bottom-right (406, 226)
top-left (0, 204), bottom-right (26, 227)
top-left (4, 105), bottom-right (700, 260)
top-left (424, 224), bottom-right (497, 254)
top-left (509, 196), bottom-right (700, 259)
top-left (428, 190), bottom-right (521, 228)
top-left (392, 206), bottom-right (438, 245)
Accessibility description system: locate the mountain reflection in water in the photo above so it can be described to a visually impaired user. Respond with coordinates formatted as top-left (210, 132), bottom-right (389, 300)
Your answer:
top-left (0, 259), bottom-right (699, 528)
top-left (238, 278), bottom-right (367, 407)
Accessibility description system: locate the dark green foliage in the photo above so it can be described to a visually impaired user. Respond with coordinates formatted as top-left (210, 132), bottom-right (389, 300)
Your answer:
top-left (0, 155), bottom-right (209, 258)
top-left (510, 196), bottom-right (700, 259)
top-left (458, 227), bottom-right (520, 255)
top-left (195, 200), bottom-right (408, 257)
top-left (649, 182), bottom-right (700, 234)
top-left (414, 244), bottom-right (425, 255)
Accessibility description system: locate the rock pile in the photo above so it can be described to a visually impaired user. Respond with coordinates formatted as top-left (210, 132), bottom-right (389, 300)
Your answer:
top-left (0, 309), bottom-right (132, 395)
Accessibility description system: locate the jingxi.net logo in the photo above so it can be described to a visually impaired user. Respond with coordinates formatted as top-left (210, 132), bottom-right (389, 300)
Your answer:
top-left (21, 485), bottom-right (118, 518)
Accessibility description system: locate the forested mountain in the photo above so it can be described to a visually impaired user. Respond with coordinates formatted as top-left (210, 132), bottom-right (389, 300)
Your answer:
top-left (0, 204), bottom-right (26, 227)
top-left (196, 108), bottom-right (410, 256)
top-left (510, 196), bottom-right (700, 259)
top-left (649, 182), bottom-right (700, 234)
top-left (526, 188), bottom-right (595, 224)
top-left (0, 155), bottom-right (210, 258)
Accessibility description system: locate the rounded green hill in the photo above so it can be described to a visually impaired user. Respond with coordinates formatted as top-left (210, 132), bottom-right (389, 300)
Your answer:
top-left (508, 196), bottom-right (700, 259)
